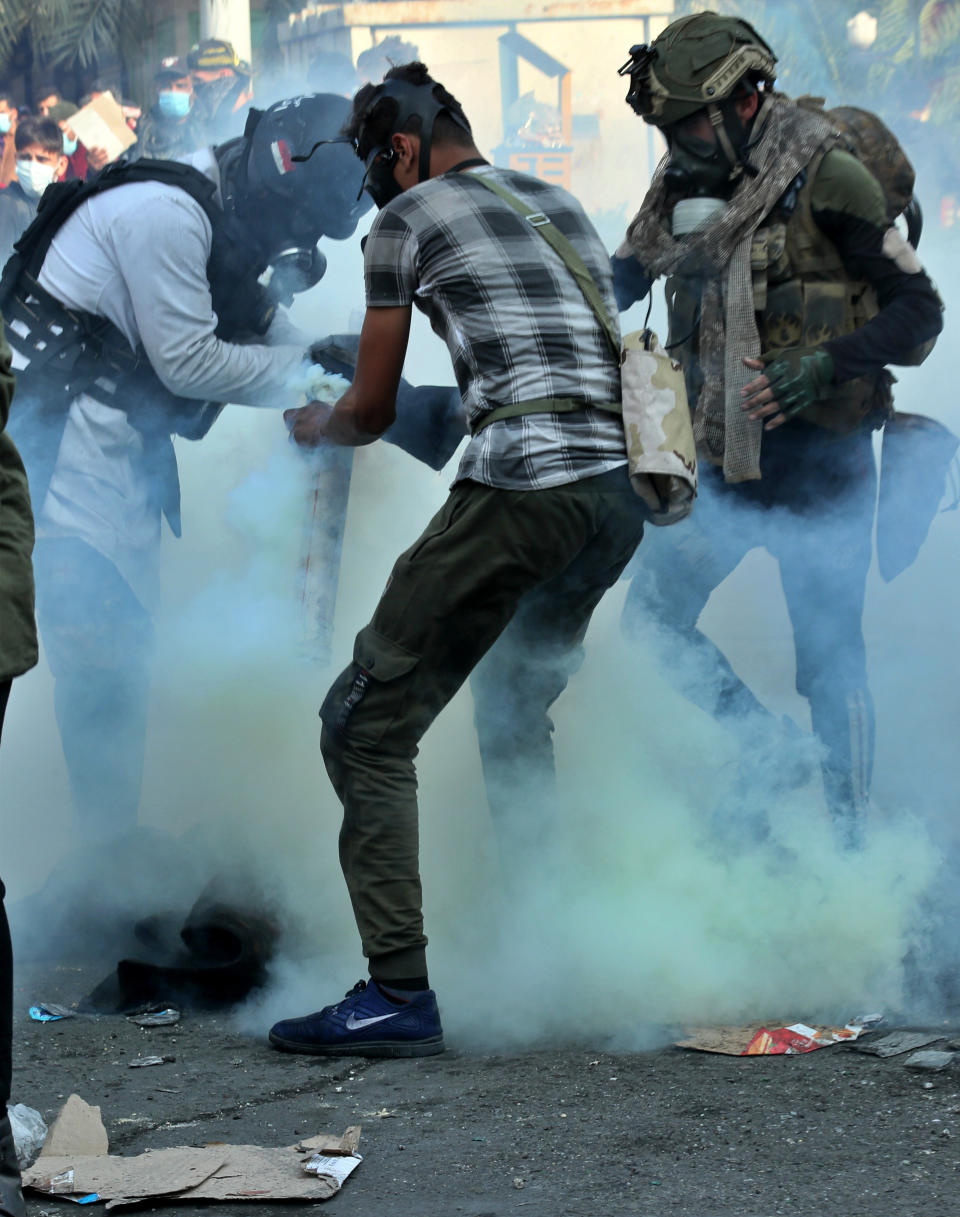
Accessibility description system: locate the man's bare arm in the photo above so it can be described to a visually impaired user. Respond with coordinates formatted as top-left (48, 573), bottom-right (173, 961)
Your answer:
top-left (285, 305), bottom-right (412, 447)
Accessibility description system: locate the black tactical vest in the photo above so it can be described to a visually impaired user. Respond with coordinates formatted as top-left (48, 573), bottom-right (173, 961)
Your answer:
top-left (0, 158), bottom-right (276, 533)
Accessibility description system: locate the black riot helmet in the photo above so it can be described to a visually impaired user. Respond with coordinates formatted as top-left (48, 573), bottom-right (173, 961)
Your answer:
top-left (349, 74), bottom-right (473, 208)
top-left (220, 93), bottom-right (371, 253)
top-left (213, 93), bottom-right (373, 314)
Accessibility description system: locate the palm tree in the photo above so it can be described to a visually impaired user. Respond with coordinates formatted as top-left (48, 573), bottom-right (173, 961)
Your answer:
top-left (0, 0), bottom-right (149, 88)
top-left (677, 0), bottom-right (960, 197)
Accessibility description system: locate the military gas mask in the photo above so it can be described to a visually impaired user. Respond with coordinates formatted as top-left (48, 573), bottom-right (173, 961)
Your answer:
top-left (348, 78), bottom-right (474, 210)
top-left (259, 245), bottom-right (327, 309)
top-left (663, 114), bottom-right (736, 198)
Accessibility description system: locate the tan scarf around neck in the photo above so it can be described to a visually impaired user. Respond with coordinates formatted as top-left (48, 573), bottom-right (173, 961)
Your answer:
top-left (624, 93), bottom-right (840, 482)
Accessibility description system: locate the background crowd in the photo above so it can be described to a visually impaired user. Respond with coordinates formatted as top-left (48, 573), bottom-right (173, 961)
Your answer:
top-left (0, 32), bottom-right (421, 269)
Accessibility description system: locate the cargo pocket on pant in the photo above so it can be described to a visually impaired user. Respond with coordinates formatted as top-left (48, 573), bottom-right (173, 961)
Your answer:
top-left (319, 625), bottom-right (422, 745)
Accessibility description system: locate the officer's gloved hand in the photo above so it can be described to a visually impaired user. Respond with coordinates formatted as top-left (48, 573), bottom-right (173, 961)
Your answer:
top-left (742, 345), bottom-right (835, 430)
top-left (308, 334), bottom-right (359, 379)
top-left (761, 346), bottom-right (835, 418)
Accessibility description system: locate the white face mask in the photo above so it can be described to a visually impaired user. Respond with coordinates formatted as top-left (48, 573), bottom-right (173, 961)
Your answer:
top-left (16, 158), bottom-right (57, 200)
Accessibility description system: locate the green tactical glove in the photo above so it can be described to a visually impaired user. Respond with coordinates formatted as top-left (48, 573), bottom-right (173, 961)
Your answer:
top-left (762, 347), bottom-right (835, 419)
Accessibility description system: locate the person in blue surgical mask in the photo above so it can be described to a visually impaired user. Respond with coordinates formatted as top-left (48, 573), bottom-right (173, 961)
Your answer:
top-left (0, 116), bottom-right (67, 264)
top-left (0, 94), bottom-right (19, 190)
top-left (134, 56), bottom-right (200, 162)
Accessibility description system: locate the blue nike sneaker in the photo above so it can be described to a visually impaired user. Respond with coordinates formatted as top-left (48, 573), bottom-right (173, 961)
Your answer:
top-left (268, 979), bottom-right (445, 1058)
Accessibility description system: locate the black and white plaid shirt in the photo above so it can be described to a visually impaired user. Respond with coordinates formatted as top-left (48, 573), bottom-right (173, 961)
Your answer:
top-left (363, 164), bottom-right (627, 490)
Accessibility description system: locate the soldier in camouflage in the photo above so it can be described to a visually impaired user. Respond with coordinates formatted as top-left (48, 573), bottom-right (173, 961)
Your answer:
top-left (613, 13), bottom-right (943, 847)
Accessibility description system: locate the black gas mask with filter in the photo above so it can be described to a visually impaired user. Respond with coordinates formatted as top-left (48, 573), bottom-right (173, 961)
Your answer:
top-left (352, 78), bottom-right (474, 209)
top-left (215, 94), bottom-right (371, 325)
top-left (618, 17), bottom-right (777, 203)
top-left (662, 93), bottom-right (760, 199)
top-left (664, 114), bottom-right (738, 198)
top-left (293, 79), bottom-right (473, 211)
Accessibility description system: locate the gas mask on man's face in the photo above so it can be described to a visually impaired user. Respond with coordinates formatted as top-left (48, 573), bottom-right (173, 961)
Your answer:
top-left (248, 199), bottom-right (331, 308)
top-left (361, 144), bottom-right (402, 210)
top-left (663, 116), bottom-right (736, 198)
top-left (259, 244), bottom-right (327, 309)
top-left (349, 78), bottom-right (473, 210)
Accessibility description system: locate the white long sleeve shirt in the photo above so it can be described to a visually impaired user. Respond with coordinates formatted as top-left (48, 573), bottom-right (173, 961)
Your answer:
top-left (36, 149), bottom-right (307, 611)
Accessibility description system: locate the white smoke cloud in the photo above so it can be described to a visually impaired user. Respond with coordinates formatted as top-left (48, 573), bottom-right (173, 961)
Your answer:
top-left (3, 45), bottom-right (958, 1048)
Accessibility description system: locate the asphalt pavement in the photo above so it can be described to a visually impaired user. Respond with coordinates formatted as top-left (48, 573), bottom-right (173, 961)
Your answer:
top-left (10, 962), bottom-right (960, 1217)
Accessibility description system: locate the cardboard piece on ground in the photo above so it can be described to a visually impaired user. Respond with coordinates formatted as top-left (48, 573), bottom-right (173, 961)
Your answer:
top-left (297, 1125), bottom-right (362, 1156)
top-left (40, 1095), bottom-right (109, 1159)
top-left (25, 1149), bottom-right (227, 1202)
top-left (678, 1015), bottom-right (882, 1056)
top-left (852, 1030), bottom-right (942, 1058)
top-left (177, 1144), bottom-right (361, 1203)
top-left (24, 1096), bottom-right (362, 1206)
top-left (68, 93), bottom-right (137, 161)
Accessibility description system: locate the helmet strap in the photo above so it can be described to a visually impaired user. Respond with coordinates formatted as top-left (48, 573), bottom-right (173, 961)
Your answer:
top-left (742, 90), bottom-right (773, 154)
top-left (417, 110), bottom-right (435, 183)
top-left (707, 104), bottom-right (744, 180)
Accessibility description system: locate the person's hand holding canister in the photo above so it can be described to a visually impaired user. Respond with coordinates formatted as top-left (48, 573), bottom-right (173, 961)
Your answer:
top-left (284, 401), bottom-right (335, 447)
top-left (742, 347), bottom-right (835, 430)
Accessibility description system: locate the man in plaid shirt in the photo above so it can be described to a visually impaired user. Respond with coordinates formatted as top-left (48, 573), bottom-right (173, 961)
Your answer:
top-left (273, 63), bottom-right (646, 1057)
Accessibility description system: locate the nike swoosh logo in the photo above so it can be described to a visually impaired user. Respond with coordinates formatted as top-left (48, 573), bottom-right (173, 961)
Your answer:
top-left (345, 1011), bottom-right (402, 1031)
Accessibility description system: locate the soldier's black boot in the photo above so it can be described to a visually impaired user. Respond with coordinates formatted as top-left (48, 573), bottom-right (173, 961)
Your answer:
top-left (0, 1113), bottom-right (26, 1217)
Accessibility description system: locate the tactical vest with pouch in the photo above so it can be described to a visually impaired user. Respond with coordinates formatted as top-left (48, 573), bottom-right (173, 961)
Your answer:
top-left (667, 148), bottom-right (893, 438)
top-left (0, 158), bottom-right (275, 534)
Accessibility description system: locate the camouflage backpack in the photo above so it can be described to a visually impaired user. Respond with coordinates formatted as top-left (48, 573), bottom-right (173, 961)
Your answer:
top-left (797, 97), bottom-right (919, 236)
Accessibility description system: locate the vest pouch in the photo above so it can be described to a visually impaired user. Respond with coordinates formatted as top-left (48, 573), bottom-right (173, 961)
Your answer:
top-left (762, 279), bottom-right (804, 350)
top-left (749, 223), bottom-right (787, 313)
top-left (876, 411), bottom-right (959, 582)
top-left (620, 328), bottom-right (698, 526)
top-left (116, 358), bottom-right (223, 443)
top-left (800, 281), bottom-right (848, 346)
top-left (801, 370), bottom-right (891, 435)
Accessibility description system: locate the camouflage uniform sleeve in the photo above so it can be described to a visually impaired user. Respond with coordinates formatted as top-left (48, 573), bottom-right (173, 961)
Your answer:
top-left (610, 244), bottom-right (653, 313)
top-left (811, 149), bottom-right (943, 382)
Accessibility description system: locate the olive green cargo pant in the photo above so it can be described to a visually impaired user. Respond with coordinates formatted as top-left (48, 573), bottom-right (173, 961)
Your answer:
top-left (319, 468), bottom-right (645, 982)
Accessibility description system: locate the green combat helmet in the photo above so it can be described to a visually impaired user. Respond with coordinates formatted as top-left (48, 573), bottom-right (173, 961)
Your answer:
top-left (618, 13), bottom-right (777, 187)
top-left (618, 12), bottom-right (777, 127)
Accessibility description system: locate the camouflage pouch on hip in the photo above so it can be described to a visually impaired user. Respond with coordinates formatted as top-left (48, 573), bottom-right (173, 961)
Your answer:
top-left (621, 328), bottom-right (698, 525)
